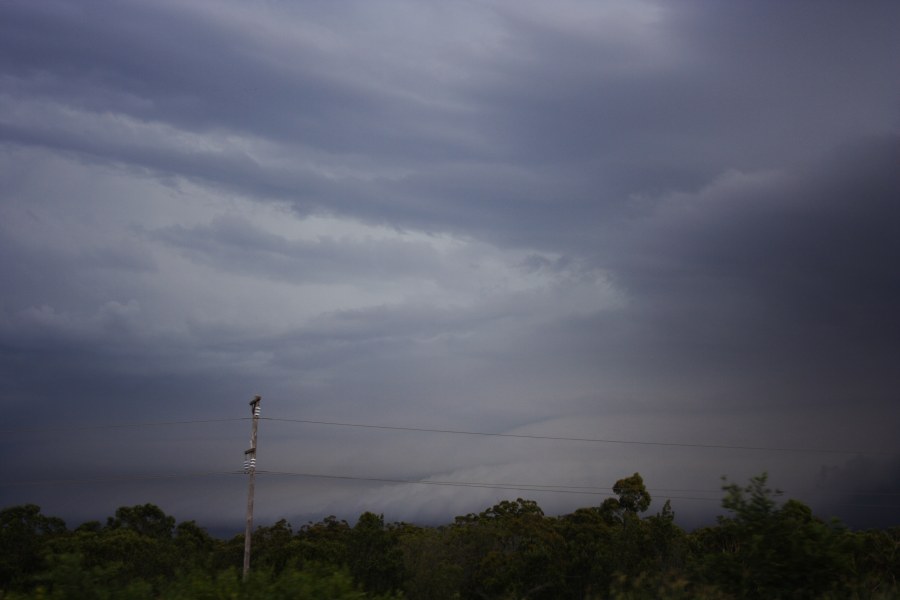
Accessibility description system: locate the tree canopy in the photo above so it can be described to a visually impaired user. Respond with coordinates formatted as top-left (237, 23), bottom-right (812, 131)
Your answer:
top-left (1, 473), bottom-right (897, 599)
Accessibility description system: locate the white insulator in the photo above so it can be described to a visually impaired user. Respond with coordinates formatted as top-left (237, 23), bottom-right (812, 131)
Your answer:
top-left (254, 406), bottom-right (261, 417)
top-left (249, 458), bottom-right (257, 468)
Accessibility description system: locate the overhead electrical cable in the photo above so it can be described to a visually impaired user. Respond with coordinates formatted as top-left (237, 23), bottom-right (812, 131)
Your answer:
top-left (0, 417), bottom-right (248, 434)
top-left (255, 470), bottom-right (900, 509)
top-left (4, 469), bottom-right (899, 509)
top-left (4, 471), bottom-right (242, 486)
top-left (3, 414), bottom-right (895, 456)
top-left (256, 470), bottom-right (719, 502)
top-left (258, 417), bottom-right (894, 456)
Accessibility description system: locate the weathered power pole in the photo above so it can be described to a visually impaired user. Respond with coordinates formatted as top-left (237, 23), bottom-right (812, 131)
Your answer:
top-left (243, 395), bottom-right (261, 582)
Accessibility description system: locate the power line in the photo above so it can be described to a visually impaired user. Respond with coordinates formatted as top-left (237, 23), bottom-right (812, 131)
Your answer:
top-left (261, 470), bottom-right (607, 496)
top-left (5, 469), bottom-right (899, 509)
top-left (3, 471), bottom-right (242, 486)
top-left (0, 418), bottom-right (248, 434)
top-left (255, 470), bottom-right (717, 502)
top-left (259, 417), bottom-right (895, 457)
top-left (6, 469), bottom-right (900, 498)
top-left (2, 414), bottom-right (896, 457)
top-left (254, 470), bottom-right (900, 509)
top-left (0, 470), bottom-right (669, 498)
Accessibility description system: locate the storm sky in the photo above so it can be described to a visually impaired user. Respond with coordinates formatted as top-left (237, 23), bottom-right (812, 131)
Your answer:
top-left (2, 0), bottom-right (899, 531)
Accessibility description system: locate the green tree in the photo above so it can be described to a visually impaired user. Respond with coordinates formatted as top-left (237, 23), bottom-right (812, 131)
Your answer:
top-left (836, 526), bottom-right (900, 597)
top-left (0, 504), bottom-right (68, 590)
top-left (453, 498), bottom-right (566, 599)
top-left (690, 473), bottom-right (850, 599)
top-left (557, 505), bottom-right (618, 598)
top-left (106, 503), bottom-right (175, 540)
top-left (556, 473), bottom-right (685, 598)
top-left (613, 473), bottom-right (652, 515)
top-left (252, 519), bottom-right (298, 574)
top-left (644, 500), bottom-right (689, 574)
top-left (34, 552), bottom-right (154, 600)
top-left (297, 515), bottom-right (352, 567)
top-left (161, 564), bottom-right (370, 600)
top-left (399, 525), bottom-right (463, 600)
top-left (43, 504), bottom-right (182, 590)
top-left (347, 512), bottom-right (404, 595)
top-left (173, 520), bottom-right (217, 573)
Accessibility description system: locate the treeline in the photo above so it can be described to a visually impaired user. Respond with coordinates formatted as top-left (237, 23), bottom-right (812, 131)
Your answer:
top-left (1, 473), bottom-right (898, 599)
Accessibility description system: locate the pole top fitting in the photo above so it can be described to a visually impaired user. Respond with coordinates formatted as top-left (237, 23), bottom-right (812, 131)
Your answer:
top-left (249, 395), bottom-right (261, 406)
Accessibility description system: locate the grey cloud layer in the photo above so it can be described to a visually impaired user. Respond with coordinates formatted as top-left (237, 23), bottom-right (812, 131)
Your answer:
top-left (2, 0), bottom-right (899, 528)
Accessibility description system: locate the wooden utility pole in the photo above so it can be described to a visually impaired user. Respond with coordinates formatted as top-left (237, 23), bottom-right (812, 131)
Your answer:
top-left (243, 395), bottom-right (261, 581)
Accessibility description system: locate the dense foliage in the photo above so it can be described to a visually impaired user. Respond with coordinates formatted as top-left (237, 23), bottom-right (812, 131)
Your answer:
top-left (1, 473), bottom-right (897, 599)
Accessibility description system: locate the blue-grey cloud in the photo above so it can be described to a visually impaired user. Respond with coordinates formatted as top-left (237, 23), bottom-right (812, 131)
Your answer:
top-left (2, 0), bottom-right (899, 530)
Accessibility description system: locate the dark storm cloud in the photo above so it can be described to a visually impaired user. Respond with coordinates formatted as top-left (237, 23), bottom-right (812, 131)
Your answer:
top-left (0, 0), bottom-right (485, 162)
top-left (586, 137), bottom-right (900, 409)
top-left (814, 455), bottom-right (900, 529)
top-left (3, 1), bottom-right (898, 244)
top-left (2, 0), bottom-right (900, 528)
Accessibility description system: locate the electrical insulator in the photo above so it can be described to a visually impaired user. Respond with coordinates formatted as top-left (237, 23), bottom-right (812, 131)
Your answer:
top-left (243, 459), bottom-right (250, 473)
top-left (254, 405), bottom-right (261, 417)
top-left (249, 458), bottom-right (257, 469)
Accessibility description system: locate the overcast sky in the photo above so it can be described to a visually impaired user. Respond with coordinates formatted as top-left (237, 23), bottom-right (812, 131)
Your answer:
top-left (2, 0), bottom-right (899, 532)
